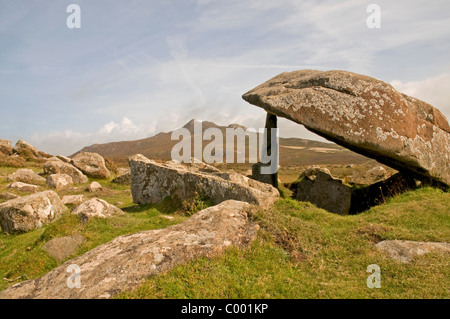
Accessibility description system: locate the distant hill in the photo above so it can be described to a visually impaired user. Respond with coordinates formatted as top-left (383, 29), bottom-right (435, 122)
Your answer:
top-left (72, 119), bottom-right (371, 166)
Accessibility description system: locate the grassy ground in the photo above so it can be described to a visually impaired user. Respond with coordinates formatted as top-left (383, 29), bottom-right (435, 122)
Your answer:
top-left (117, 187), bottom-right (449, 299)
top-left (0, 162), bottom-right (448, 298)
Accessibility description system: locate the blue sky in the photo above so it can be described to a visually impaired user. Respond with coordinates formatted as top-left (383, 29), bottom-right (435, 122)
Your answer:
top-left (1, 0), bottom-right (449, 155)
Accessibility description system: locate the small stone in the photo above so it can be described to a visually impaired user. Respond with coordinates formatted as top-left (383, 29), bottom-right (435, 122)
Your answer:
top-left (88, 182), bottom-right (102, 192)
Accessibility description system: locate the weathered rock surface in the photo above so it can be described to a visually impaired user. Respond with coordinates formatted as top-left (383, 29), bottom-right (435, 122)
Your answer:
top-left (43, 234), bottom-right (85, 263)
top-left (0, 139), bottom-right (12, 156)
top-left (376, 240), bottom-right (450, 263)
top-left (111, 170), bottom-right (131, 185)
top-left (0, 191), bottom-right (66, 234)
top-left (72, 152), bottom-right (110, 179)
top-left (12, 140), bottom-right (51, 160)
top-left (0, 192), bottom-right (20, 201)
top-left (43, 160), bottom-right (88, 184)
top-left (8, 182), bottom-right (40, 193)
top-left (130, 154), bottom-right (279, 209)
top-left (242, 70), bottom-right (450, 185)
top-left (46, 174), bottom-right (74, 191)
top-left (71, 198), bottom-right (123, 222)
top-left (61, 195), bottom-right (87, 206)
top-left (87, 181), bottom-right (102, 192)
top-left (0, 200), bottom-right (257, 299)
top-left (7, 169), bottom-right (46, 186)
top-left (291, 170), bottom-right (352, 215)
top-left (56, 155), bottom-right (72, 163)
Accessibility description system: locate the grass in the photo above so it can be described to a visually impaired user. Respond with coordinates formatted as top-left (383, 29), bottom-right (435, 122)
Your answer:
top-left (0, 161), bottom-right (448, 298)
top-left (117, 187), bottom-right (449, 299)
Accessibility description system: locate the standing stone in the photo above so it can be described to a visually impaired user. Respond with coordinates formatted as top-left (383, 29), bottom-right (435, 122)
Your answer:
top-left (0, 191), bottom-right (66, 234)
top-left (71, 152), bottom-right (110, 179)
top-left (242, 70), bottom-right (450, 186)
top-left (291, 169), bottom-right (352, 215)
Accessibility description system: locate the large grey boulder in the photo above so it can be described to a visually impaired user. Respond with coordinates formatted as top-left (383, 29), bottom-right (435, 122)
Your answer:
top-left (71, 198), bottom-right (123, 222)
top-left (0, 200), bottom-right (257, 299)
top-left (0, 191), bottom-right (67, 234)
top-left (71, 152), bottom-right (110, 179)
top-left (376, 240), bottom-right (450, 263)
top-left (242, 70), bottom-right (450, 186)
top-left (7, 169), bottom-right (46, 186)
top-left (130, 154), bottom-right (279, 209)
top-left (43, 160), bottom-right (88, 184)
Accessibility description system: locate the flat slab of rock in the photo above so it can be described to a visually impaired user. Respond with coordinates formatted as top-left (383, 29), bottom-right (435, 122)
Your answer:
top-left (43, 234), bottom-right (85, 263)
top-left (376, 240), bottom-right (450, 263)
top-left (0, 191), bottom-right (67, 234)
top-left (0, 200), bottom-right (257, 299)
top-left (130, 154), bottom-right (279, 209)
top-left (72, 152), bottom-right (110, 179)
top-left (71, 198), bottom-right (123, 222)
top-left (0, 192), bottom-right (20, 201)
top-left (56, 155), bottom-right (71, 163)
top-left (8, 182), bottom-right (40, 193)
top-left (43, 160), bottom-right (88, 184)
top-left (7, 169), bottom-right (46, 186)
top-left (46, 174), bottom-right (74, 191)
top-left (242, 70), bottom-right (450, 185)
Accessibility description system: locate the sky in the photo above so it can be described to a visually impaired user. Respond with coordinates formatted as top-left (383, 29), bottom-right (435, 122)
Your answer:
top-left (1, 0), bottom-right (449, 156)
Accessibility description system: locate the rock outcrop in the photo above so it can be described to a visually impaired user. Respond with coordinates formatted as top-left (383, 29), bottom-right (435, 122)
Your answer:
top-left (71, 198), bottom-right (123, 222)
top-left (0, 200), bottom-right (257, 299)
top-left (376, 240), bottom-right (450, 263)
top-left (7, 169), bottom-right (46, 186)
top-left (242, 70), bottom-right (450, 185)
top-left (130, 154), bottom-right (279, 208)
top-left (71, 152), bottom-right (110, 179)
top-left (12, 140), bottom-right (51, 161)
top-left (0, 191), bottom-right (66, 234)
top-left (43, 160), bottom-right (88, 184)
top-left (46, 174), bottom-right (74, 191)
top-left (0, 139), bottom-right (12, 156)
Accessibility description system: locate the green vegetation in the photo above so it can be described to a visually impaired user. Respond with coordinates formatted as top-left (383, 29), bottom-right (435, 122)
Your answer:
top-left (118, 187), bottom-right (449, 299)
top-left (0, 160), bottom-right (448, 298)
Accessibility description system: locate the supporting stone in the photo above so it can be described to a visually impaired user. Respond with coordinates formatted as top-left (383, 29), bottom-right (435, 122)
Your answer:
top-left (251, 113), bottom-right (278, 188)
